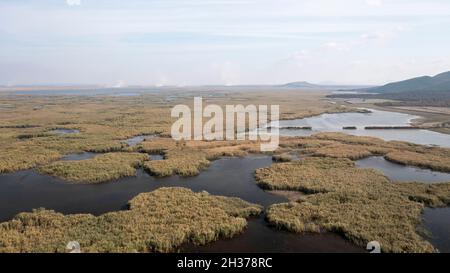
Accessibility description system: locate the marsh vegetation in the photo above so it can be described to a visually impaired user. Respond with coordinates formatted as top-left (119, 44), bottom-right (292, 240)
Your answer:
top-left (39, 152), bottom-right (148, 183)
top-left (1, 91), bottom-right (450, 253)
top-left (0, 187), bottom-right (262, 253)
top-left (256, 156), bottom-right (450, 253)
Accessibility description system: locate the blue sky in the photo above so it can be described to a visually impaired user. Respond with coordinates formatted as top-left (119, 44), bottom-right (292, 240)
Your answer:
top-left (1, 0), bottom-right (450, 86)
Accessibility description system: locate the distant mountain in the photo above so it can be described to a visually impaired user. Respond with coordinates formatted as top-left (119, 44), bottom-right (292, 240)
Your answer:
top-left (281, 81), bottom-right (374, 90)
top-left (328, 71), bottom-right (450, 106)
top-left (365, 71), bottom-right (450, 94)
top-left (282, 81), bottom-right (321, 88)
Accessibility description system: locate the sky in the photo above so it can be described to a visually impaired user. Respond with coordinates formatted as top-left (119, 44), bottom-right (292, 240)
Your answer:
top-left (1, 0), bottom-right (450, 86)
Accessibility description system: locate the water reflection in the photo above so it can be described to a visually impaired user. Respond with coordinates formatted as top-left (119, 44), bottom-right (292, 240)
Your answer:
top-left (124, 135), bottom-right (157, 147)
top-left (423, 207), bottom-right (450, 253)
top-left (150, 154), bottom-right (164, 161)
top-left (50, 129), bottom-right (80, 135)
top-left (0, 157), bottom-right (281, 221)
top-left (356, 157), bottom-right (450, 183)
top-left (60, 152), bottom-right (98, 161)
top-left (0, 156), bottom-right (362, 253)
top-left (183, 217), bottom-right (364, 253)
top-left (276, 109), bottom-right (450, 147)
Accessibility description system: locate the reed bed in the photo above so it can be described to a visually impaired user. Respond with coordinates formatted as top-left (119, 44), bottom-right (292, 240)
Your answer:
top-left (272, 153), bottom-right (294, 162)
top-left (0, 187), bottom-right (262, 253)
top-left (385, 150), bottom-right (450, 172)
top-left (39, 152), bottom-right (148, 183)
top-left (312, 144), bottom-right (373, 160)
top-left (0, 143), bottom-right (61, 173)
top-left (143, 148), bottom-right (210, 177)
top-left (256, 157), bottom-right (450, 252)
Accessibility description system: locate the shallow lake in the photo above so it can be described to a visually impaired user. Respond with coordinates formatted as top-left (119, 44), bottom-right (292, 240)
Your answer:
top-left (183, 217), bottom-right (362, 253)
top-left (50, 128), bottom-right (80, 135)
top-left (423, 207), bottom-right (450, 253)
top-left (356, 156), bottom-right (450, 252)
top-left (356, 157), bottom-right (450, 183)
top-left (124, 135), bottom-right (156, 147)
top-left (0, 156), bottom-right (363, 253)
top-left (275, 109), bottom-right (450, 147)
top-left (60, 152), bottom-right (99, 161)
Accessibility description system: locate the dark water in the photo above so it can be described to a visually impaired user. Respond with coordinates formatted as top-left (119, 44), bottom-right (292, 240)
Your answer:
top-left (356, 157), bottom-right (450, 252)
top-left (0, 156), bottom-right (363, 253)
top-left (60, 152), bottom-right (98, 161)
top-left (356, 157), bottom-right (450, 183)
top-left (423, 208), bottom-right (450, 253)
top-left (124, 135), bottom-right (157, 147)
top-left (183, 217), bottom-right (363, 253)
top-left (50, 129), bottom-right (80, 135)
top-left (150, 154), bottom-right (164, 160)
top-left (275, 109), bottom-right (450, 147)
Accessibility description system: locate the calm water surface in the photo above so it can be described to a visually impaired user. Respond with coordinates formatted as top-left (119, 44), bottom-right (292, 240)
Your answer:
top-left (356, 157), bottom-right (450, 252)
top-left (276, 109), bottom-right (450, 147)
top-left (124, 135), bottom-right (156, 147)
top-left (3, 94), bottom-right (449, 252)
top-left (0, 156), bottom-right (363, 252)
top-left (50, 129), bottom-right (80, 135)
top-left (60, 152), bottom-right (98, 161)
top-left (423, 208), bottom-right (450, 253)
top-left (356, 157), bottom-right (450, 183)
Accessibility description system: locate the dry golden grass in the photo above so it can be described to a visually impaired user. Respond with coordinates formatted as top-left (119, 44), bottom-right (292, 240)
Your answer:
top-left (255, 157), bottom-right (376, 193)
top-left (138, 137), bottom-right (180, 154)
top-left (394, 182), bottom-right (450, 207)
top-left (312, 144), bottom-right (373, 160)
top-left (140, 138), bottom-right (261, 177)
top-left (0, 142), bottom-right (61, 173)
top-left (279, 133), bottom-right (450, 173)
top-left (0, 95), bottom-right (173, 174)
top-left (143, 148), bottom-right (210, 177)
top-left (0, 89), bottom-right (367, 175)
top-left (0, 187), bottom-right (262, 253)
top-left (385, 150), bottom-right (450, 172)
top-left (4, 90), bottom-right (450, 254)
top-left (266, 193), bottom-right (432, 253)
top-left (256, 157), bottom-right (450, 253)
top-left (311, 132), bottom-right (387, 146)
top-left (39, 152), bottom-right (148, 183)
top-left (272, 153), bottom-right (294, 162)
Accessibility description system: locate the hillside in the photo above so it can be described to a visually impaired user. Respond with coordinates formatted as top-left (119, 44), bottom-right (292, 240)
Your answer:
top-left (365, 71), bottom-right (450, 94)
top-left (282, 81), bottom-right (373, 90)
top-left (328, 71), bottom-right (450, 106)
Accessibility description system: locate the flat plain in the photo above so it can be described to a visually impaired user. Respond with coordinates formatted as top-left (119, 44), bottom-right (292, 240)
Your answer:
top-left (1, 88), bottom-right (450, 253)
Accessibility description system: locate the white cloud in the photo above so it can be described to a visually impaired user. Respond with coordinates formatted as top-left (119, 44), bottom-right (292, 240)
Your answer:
top-left (323, 41), bottom-right (350, 52)
top-left (361, 32), bottom-right (387, 40)
top-left (365, 0), bottom-right (383, 7)
top-left (1, 0), bottom-right (450, 85)
top-left (360, 26), bottom-right (409, 44)
top-left (66, 0), bottom-right (81, 6)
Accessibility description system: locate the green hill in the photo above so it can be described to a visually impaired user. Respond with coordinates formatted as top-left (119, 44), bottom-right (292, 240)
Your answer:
top-left (366, 71), bottom-right (450, 94)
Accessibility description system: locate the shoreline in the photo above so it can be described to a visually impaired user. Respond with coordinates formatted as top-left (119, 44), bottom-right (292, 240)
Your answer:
top-left (335, 100), bottom-right (450, 136)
